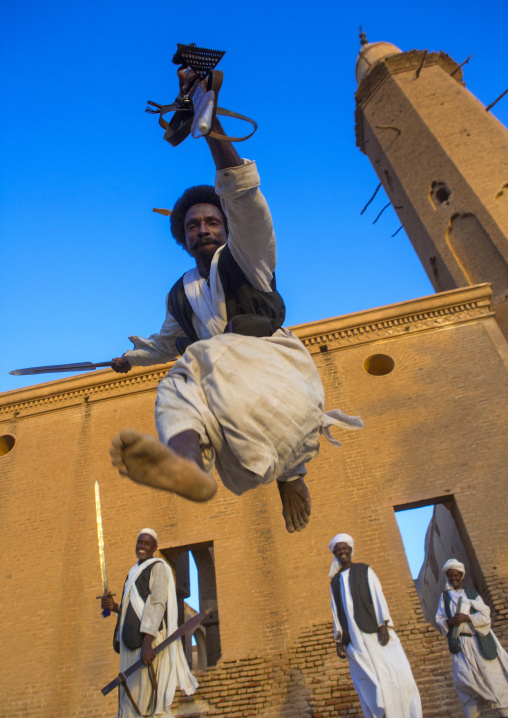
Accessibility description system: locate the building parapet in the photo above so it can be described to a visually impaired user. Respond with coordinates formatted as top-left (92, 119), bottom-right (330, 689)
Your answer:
top-left (0, 284), bottom-right (493, 419)
top-left (297, 283), bottom-right (492, 353)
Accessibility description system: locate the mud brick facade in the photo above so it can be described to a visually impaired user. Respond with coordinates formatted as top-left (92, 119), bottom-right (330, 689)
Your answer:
top-left (1, 284), bottom-right (508, 717)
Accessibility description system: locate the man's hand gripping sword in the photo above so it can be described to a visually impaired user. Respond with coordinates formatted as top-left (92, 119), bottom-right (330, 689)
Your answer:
top-left (145, 43), bottom-right (257, 146)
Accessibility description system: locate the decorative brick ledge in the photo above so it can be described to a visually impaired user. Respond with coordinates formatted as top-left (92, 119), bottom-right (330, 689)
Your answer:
top-left (0, 285), bottom-right (493, 419)
top-left (296, 284), bottom-right (492, 354)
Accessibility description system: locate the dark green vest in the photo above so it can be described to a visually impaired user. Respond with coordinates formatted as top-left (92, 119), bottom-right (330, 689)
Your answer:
top-left (442, 588), bottom-right (498, 660)
top-left (331, 563), bottom-right (379, 646)
top-left (167, 244), bottom-right (286, 354)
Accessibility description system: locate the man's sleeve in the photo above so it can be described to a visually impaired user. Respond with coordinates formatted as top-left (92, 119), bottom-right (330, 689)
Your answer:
top-left (215, 160), bottom-right (277, 293)
top-left (140, 562), bottom-right (169, 637)
top-left (468, 594), bottom-right (492, 636)
top-left (123, 306), bottom-right (186, 367)
top-left (367, 568), bottom-right (394, 628)
top-left (435, 594), bottom-right (448, 636)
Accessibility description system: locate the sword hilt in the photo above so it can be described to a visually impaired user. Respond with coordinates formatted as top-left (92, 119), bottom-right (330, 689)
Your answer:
top-left (97, 593), bottom-right (116, 619)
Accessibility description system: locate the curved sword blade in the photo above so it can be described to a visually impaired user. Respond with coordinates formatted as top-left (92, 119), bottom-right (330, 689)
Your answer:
top-left (10, 361), bottom-right (113, 375)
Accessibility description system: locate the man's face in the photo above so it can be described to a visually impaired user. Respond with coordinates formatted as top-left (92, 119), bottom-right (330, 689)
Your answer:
top-left (184, 203), bottom-right (227, 267)
top-left (446, 569), bottom-right (464, 589)
top-left (333, 542), bottom-right (353, 566)
top-left (136, 533), bottom-right (157, 563)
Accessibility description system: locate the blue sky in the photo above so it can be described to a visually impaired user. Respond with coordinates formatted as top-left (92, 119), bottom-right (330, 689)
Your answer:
top-left (2, 0), bottom-right (507, 393)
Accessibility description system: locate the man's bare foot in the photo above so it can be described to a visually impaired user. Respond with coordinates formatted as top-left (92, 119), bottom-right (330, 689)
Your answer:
top-left (277, 478), bottom-right (312, 533)
top-left (110, 429), bottom-right (217, 502)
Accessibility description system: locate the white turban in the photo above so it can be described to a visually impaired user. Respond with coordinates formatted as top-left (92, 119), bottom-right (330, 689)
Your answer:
top-left (138, 528), bottom-right (158, 543)
top-left (442, 558), bottom-right (465, 576)
top-left (328, 533), bottom-right (355, 578)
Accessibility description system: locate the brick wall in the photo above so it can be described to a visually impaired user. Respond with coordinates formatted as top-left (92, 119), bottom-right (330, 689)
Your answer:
top-left (1, 285), bottom-right (507, 717)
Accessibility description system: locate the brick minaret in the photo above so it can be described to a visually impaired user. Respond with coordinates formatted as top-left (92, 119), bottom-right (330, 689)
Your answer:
top-left (355, 36), bottom-right (508, 335)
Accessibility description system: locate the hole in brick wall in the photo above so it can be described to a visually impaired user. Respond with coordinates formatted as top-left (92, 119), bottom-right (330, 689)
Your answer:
top-left (0, 435), bottom-right (15, 457)
top-left (161, 541), bottom-right (220, 671)
top-left (363, 354), bottom-right (394, 376)
top-left (429, 180), bottom-right (451, 209)
top-left (394, 498), bottom-right (478, 627)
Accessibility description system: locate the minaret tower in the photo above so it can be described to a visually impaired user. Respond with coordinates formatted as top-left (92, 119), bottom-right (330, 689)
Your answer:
top-left (355, 33), bottom-right (508, 335)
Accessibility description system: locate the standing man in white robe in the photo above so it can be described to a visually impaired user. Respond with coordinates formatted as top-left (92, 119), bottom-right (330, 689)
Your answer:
top-left (102, 529), bottom-right (197, 717)
top-left (109, 68), bottom-right (363, 533)
top-left (329, 533), bottom-right (422, 718)
top-left (436, 559), bottom-right (508, 717)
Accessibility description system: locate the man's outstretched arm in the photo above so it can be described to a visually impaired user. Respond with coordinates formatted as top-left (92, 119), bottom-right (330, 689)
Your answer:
top-left (205, 118), bottom-right (242, 170)
top-left (204, 111), bottom-right (277, 291)
top-left (111, 310), bottom-right (185, 373)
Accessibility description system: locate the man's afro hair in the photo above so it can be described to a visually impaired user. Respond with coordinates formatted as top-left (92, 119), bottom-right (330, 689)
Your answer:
top-left (170, 185), bottom-right (228, 249)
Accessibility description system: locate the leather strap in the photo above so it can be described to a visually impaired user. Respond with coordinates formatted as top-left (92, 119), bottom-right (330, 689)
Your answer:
top-left (118, 663), bottom-right (158, 717)
top-left (146, 70), bottom-right (257, 146)
top-left (147, 103), bottom-right (257, 146)
top-left (210, 107), bottom-right (257, 142)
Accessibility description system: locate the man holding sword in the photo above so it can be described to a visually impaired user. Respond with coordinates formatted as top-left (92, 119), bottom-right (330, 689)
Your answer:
top-left (102, 528), bottom-right (197, 718)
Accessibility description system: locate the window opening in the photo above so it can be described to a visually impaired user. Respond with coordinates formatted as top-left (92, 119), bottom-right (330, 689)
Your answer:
top-left (160, 541), bottom-right (220, 670)
top-left (188, 553), bottom-right (199, 611)
top-left (188, 554), bottom-right (199, 645)
top-left (0, 435), bottom-right (15, 457)
top-left (395, 504), bottom-right (434, 578)
top-left (394, 498), bottom-right (477, 626)
top-left (363, 354), bottom-right (395, 376)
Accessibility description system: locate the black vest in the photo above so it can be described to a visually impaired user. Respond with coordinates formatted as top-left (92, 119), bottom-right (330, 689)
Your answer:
top-left (442, 588), bottom-right (498, 660)
top-left (167, 244), bottom-right (286, 353)
top-left (113, 560), bottom-right (166, 654)
top-left (331, 563), bottom-right (379, 645)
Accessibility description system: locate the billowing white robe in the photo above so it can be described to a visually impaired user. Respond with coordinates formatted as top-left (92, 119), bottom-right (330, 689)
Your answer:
top-left (123, 160), bottom-right (362, 495)
top-left (330, 567), bottom-right (422, 718)
top-left (436, 589), bottom-right (508, 718)
top-left (117, 559), bottom-right (197, 718)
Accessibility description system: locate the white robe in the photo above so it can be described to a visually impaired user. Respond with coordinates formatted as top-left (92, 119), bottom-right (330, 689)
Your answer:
top-left (117, 559), bottom-right (197, 718)
top-left (330, 567), bottom-right (422, 718)
top-left (123, 160), bottom-right (363, 495)
top-left (436, 589), bottom-right (508, 718)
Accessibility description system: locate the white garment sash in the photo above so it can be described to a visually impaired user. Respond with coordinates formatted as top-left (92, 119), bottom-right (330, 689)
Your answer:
top-left (121, 558), bottom-right (162, 624)
top-left (322, 409), bottom-right (364, 447)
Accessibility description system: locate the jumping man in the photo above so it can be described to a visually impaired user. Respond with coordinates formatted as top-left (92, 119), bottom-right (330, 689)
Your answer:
top-left (110, 69), bottom-right (363, 533)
